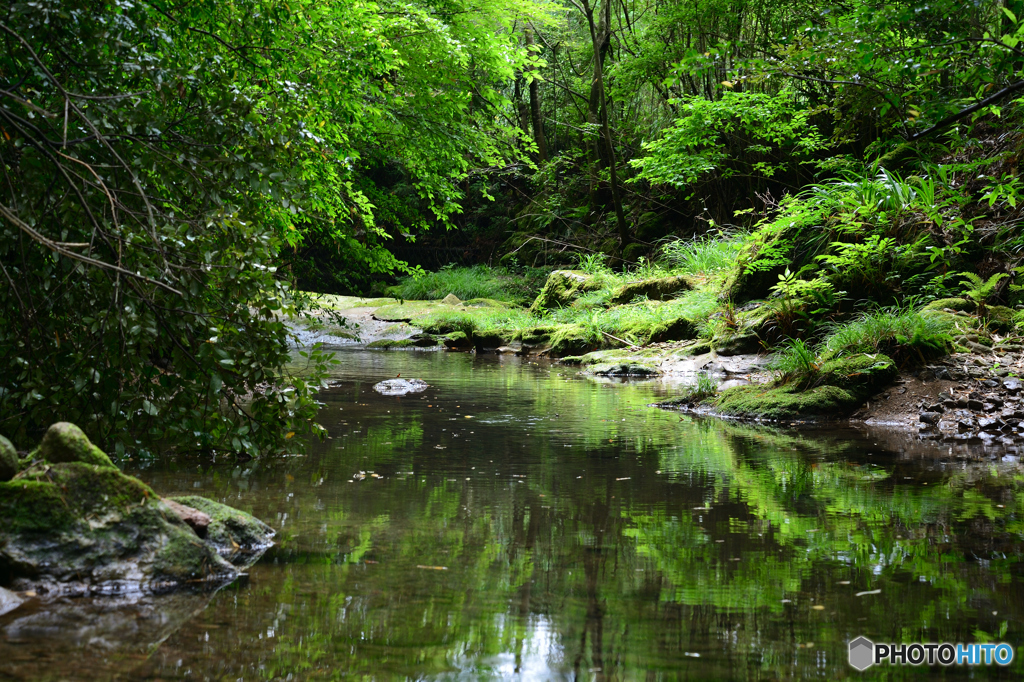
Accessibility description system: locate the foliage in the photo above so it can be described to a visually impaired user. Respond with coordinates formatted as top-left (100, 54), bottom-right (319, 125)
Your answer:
top-left (818, 307), bottom-right (955, 366)
top-left (680, 372), bottom-right (718, 401)
top-left (631, 91), bottom-right (829, 191)
top-left (957, 271), bottom-right (1009, 314)
top-left (387, 265), bottom-right (550, 305)
top-left (659, 233), bottom-right (747, 277)
top-left (767, 339), bottom-right (820, 385)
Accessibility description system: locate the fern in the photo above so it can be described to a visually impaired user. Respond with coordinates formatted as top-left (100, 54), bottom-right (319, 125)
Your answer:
top-left (957, 271), bottom-right (1008, 314)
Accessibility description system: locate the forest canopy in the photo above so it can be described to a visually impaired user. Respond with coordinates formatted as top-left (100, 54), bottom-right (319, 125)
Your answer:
top-left (1, 0), bottom-right (1022, 455)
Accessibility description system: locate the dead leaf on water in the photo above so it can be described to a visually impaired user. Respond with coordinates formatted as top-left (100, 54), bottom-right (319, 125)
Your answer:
top-left (416, 565), bottom-right (448, 571)
top-left (811, 605), bottom-right (825, 611)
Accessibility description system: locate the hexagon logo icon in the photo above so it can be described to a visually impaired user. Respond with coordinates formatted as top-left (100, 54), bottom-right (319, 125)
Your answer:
top-left (849, 636), bottom-right (875, 671)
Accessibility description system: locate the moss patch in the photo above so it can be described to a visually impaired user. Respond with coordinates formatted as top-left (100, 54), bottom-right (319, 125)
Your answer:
top-left (366, 338), bottom-right (418, 349)
top-left (712, 384), bottom-right (860, 420)
top-left (170, 496), bottom-right (275, 558)
top-left (0, 435), bottom-right (16, 482)
top-left (39, 422), bottom-right (116, 469)
top-left (816, 353), bottom-right (898, 398)
top-left (610, 275), bottom-right (691, 304)
top-left (530, 270), bottom-right (606, 313)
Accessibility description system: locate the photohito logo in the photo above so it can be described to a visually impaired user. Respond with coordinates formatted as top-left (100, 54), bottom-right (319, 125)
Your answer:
top-left (848, 637), bottom-right (1014, 670)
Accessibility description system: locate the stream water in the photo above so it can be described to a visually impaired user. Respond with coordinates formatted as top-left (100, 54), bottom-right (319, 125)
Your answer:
top-left (3, 350), bottom-right (1024, 680)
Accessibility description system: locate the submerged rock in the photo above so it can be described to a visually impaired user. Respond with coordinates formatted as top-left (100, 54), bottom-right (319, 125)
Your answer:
top-left (0, 426), bottom-right (274, 595)
top-left (373, 378), bottom-right (429, 396)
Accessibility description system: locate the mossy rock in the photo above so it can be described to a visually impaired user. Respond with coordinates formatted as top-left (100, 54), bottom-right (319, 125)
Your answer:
top-left (421, 311), bottom-right (476, 335)
top-left (372, 302), bottom-right (439, 322)
top-left (443, 331), bottom-right (474, 350)
top-left (670, 340), bottom-right (714, 357)
top-left (712, 384), bottom-right (861, 420)
top-left (39, 422), bottom-right (116, 469)
top-left (0, 462), bottom-right (238, 590)
top-left (647, 317), bottom-right (698, 343)
top-left (519, 325), bottom-right (556, 345)
top-left (529, 270), bottom-right (605, 313)
top-left (547, 324), bottom-right (602, 357)
top-left (473, 331), bottom-right (507, 351)
top-left (169, 496), bottom-right (275, 560)
top-left (440, 293), bottom-right (462, 305)
top-left (922, 297), bottom-right (975, 313)
top-left (713, 331), bottom-right (763, 356)
top-left (722, 229), bottom-right (798, 303)
top-left (817, 353), bottom-right (898, 399)
top-left (411, 334), bottom-right (439, 347)
top-left (366, 338), bottom-right (418, 349)
top-left (0, 435), bottom-right (17, 482)
top-left (585, 362), bottom-right (661, 377)
top-left (610, 275), bottom-right (691, 304)
top-left (985, 305), bottom-right (1015, 332)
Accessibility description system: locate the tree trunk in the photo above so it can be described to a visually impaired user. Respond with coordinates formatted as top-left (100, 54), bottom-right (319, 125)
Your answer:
top-left (524, 28), bottom-right (548, 162)
top-left (581, 0), bottom-right (629, 251)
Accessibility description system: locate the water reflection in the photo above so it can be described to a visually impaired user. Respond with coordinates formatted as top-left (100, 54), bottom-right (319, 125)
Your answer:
top-left (5, 351), bottom-right (1024, 679)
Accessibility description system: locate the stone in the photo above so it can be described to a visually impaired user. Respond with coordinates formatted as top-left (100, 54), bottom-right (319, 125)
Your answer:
top-left (443, 331), bottom-right (473, 350)
top-left (978, 417), bottom-right (1004, 432)
top-left (0, 435), bottom-right (17, 482)
top-left (162, 498), bottom-right (211, 538)
top-left (0, 461), bottom-right (238, 593)
top-left (958, 420), bottom-right (975, 433)
top-left (968, 399), bottom-right (985, 411)
top-left (1004, 379), bottom-right (1022, 393)
top-left (372, 378), bottom-right (428, 396)
top-left (0, 587), bottom-right (23, 617)
top-left (440, 293), bottom-right (462, 305)
top-left (39, 422), bottom-right (116, 469)
top-left (982, 379), bottom-right (1001, 389)
top-left (168, 496), bottom-right (275, 559)
top-left (924, 403), bottom-right (945, 413)
top-left (610, 275), bottom-right (691, 304)
top-left (919, 412), bottom-right (942, 425)
top-left (529, 270), bottom-right (605, 313)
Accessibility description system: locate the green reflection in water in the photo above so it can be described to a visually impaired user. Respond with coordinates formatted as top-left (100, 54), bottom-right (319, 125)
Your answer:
top-left (93, 352), bottom-right (1024, 678)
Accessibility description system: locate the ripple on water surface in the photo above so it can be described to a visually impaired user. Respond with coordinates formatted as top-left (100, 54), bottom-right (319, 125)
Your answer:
top-left (3, 350), bottom-right (1024, 680)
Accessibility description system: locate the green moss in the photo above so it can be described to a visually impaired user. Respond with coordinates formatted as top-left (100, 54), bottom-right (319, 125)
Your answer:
top-left (712, 383), bottom-right (860, 420)
top-left (372, 302), bottom-right (441, 322)
top-left (610, 275), bottom-right (692, 304)
top-left (817, 353), bottom-right (897, 398)
top-left (443, 331), bottom-right (473, 349)
top-left (420, 310), bottom-right (477, 335)
top-left (463, 298), bottom-right (510, 308)
top-left (0, 479), bottom-right (76, 533)
top-left (473, 330), bottom-right (507, 350)
top-left (0, 435), bottom-right (16, 482)
top-left (39, 422), bottom-right (116, 469)
top-left (547, 323), bottom-right (603, 357)
top-left (529, 270), bottom-right (606, 313)
top-left (922, 297), bottom-right (974, 312)
top-left (586, 362), bottom-right (661, 377)
top-left (154, 532), bottom-right (229, 582)
top-left (985, 305), bottom-right (1015, 332)
top-left (170, 496), bottom-right (275, 555)
top-left (366, 338), bottom-right (418, 349)
top-left (713, 331), bottom-right (763, 356)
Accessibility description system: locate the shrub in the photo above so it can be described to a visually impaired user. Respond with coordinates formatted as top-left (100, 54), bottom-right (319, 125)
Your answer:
top-left (660, 233), bottom-right (748, 276)
top-left (818, 306), bottom-right (954, 365)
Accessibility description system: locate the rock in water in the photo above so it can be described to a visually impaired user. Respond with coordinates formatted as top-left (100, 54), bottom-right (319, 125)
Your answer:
top-left (168, 496), bottom-right (276, 559)
top-left (0, 423), bottom-right (276, 595)
top-left (373, 378), bottom-right (428, 396)
top-left (0, 435), bottom-right (17, 482)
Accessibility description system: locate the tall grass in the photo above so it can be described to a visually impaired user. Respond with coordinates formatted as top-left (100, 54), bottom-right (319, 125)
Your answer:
top-left (659, 233), bottom-right (747, 276)
top-left (818, 306), bottom-right (954, 362)
top-left (387, 265), bottom-right (550, 305)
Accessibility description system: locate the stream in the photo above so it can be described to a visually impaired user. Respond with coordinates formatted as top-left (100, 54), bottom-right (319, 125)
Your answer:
top-left (2, 350), bottom-right (1023, 679)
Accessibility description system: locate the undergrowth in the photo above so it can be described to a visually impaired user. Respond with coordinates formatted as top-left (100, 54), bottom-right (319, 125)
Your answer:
top-left (388, 264), bottom-right (550, 305)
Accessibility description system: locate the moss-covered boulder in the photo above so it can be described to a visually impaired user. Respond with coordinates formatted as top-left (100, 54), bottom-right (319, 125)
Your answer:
top-left (0, 435), bottom-right (17, 482)
top-left (610, 275), bottom-right (691, 304)
top-left (473, 330), bottom-right (507, 352)
top-left (687, 353), bottom-right (896, 420)
top-left (585, 362), bottom-right (661, 377)
top-left (168, 496), bottom-right (275, 560)
top-left (0, 425), bottom-right (275, 594)
top-left (0, 462), bottom-right (237, 592)
top-left (443, 331), bottom-right (473, 350)
top-left (530, 270), bottom-right (604, 313)
top-left (713, 331), bottom-right (763, 356)
top-left (712, 384), bottom-right (861, 420)
top-left (39, 422), bottom-right (116, 469)
top-left (985, 305), bottom-right (1015, 332)
top-left (366, 338), bottom-right (418, 349)
top-left (816, 354), bottom-right (898, 397)
top-left (922, 297), bottom-right (974, 313)
top-left (547, 324), bottom-right (602, 357)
